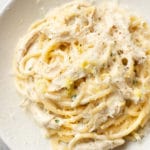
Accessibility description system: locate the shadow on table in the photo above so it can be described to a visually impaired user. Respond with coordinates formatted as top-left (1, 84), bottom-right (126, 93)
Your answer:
top-left (0, 138), bottom-right (10, 150)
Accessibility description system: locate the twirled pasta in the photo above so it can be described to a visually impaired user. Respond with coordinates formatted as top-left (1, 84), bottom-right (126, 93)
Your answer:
top-left (14, 1), bottom-right (150, 150)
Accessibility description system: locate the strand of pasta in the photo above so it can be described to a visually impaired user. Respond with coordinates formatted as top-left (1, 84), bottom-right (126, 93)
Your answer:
top-left (14, 1), bottom-right (150, 150)
top-left (68, 133), bottom-right (107, 149)
top-left (19, 52), bottom-right (41, 76)
top-left (108, 101), bottom-right (150, 139)
top-left (42, 99), bottom-right (83, 116)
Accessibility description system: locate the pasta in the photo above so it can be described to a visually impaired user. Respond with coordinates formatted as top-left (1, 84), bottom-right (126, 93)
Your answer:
top-left (14, 1), bottom-right (150, 150)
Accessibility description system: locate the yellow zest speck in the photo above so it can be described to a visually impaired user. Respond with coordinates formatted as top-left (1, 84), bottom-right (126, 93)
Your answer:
top-left (134, 89), bottom-right (142, 98)
top-left (101, 73), bottom-right (109, 80)
top-left (35, 79), bottom-right (49, 93)
top-left (144, 84), bottom-right (150, 90)
top-left (66, 78), bottom-right (73, 88)
top-left (86, 7), bottom-right (95, 16)
top-left (146, 49), bottom-right (150, 55)
top-left (76, 45), bottom-right (83, 54)
top-left (130, 16), bottom-right (138, 23)
top-left (130, 16), bottom-right (141, 26)
top-left (88, 44), bottom-right (94, 48)
top-left (92, 86), bottom-right (100, 94)
top-left (81, 60), bottom-right (89, 69)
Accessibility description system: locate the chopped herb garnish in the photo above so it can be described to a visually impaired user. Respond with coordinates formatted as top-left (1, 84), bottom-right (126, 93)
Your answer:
top-left (28, 67), bottom-right (32, 71)
top-left (110, 52), bottom-right (115, 57)
top-left (72, 94), bottom-right (77, 99)
top-left (55, 119), bottom-right (59, 123)
top-left (117, 50), bottom-right (123, 55)
top-left (101, 64), bottom-right (105, 69)
top-left (133, 79), bottom-right (138, 85)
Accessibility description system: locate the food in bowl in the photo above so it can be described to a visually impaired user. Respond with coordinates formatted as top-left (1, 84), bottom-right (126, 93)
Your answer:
top-left (14, 1), bottom-right (150, 149)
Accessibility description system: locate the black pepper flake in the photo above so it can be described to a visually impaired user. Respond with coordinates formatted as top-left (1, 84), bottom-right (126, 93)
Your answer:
top-left (122, 58), bottom-right (128, 66)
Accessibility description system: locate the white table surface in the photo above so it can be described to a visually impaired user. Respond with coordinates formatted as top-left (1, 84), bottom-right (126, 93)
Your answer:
top-left (0, 1), bottom-right (11, 149)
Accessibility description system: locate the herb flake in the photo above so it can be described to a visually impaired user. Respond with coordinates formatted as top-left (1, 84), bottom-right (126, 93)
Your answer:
top-left (55, 119), bottom-right (59, 123)
top-left (72, 94), bottom-right (77, 99)
top-left (133, 79), bottom-right (138, 85)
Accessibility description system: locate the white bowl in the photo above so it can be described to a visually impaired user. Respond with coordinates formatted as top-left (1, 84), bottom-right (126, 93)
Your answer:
top-left (0, 0), bottom-right (150, 150)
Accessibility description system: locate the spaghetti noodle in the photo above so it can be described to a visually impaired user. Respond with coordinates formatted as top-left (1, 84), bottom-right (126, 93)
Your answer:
top-left (14, 1), bottom-right (150, 150)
